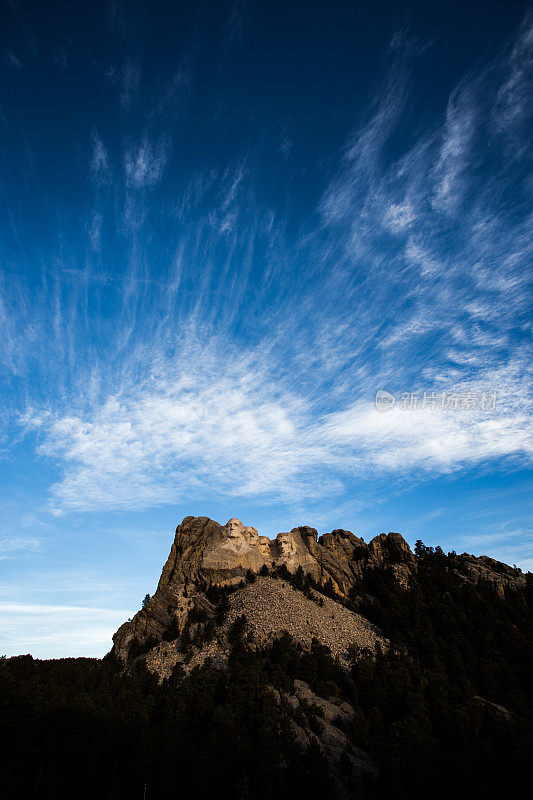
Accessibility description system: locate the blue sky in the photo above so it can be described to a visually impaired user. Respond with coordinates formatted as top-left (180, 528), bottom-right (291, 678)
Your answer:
top-left (0, 0), bottom-right (532, 658)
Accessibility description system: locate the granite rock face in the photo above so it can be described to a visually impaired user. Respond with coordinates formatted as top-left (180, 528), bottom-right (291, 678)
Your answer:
top-left (458, 553), bottom-right (526, 598)
top-left (112, 516), bottom-right (413, 662)
top-left (112, 514), bottom-right (525, 664)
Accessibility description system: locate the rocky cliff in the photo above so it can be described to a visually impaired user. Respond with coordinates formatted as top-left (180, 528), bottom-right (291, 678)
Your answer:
top-left (112, 516), bottom-right (412, 664)
top-left (112, 515), bottom-right (526, 669)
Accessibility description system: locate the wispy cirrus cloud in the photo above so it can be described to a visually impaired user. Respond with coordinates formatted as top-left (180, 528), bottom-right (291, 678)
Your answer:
top-left (2, 11), bottom-right (532, 523)
top-left (431, 79), bottom-right (478, 214)
top-left (493, 10), bottom-right (533, 146)
top-left (90, 130), bottom-right (111, 184)
top-left (120, 58), bottom-right (140, 108)
top-left (124, 135), bottom-right (169, 188)
top-left (24, 338), bottom-right (531, 514)
top-left (0, 536), bottom-right (43, 559)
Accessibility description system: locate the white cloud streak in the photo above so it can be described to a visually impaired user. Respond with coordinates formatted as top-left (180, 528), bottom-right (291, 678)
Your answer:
top-left (0, 536), bottom-right (43, 559)
top-left (27, 344), bottom-right (532, 514)
top-left (2, 13), bottom-right (532, 520)
top-left (124, 136), bottom-right (168, 188)
top-left (0, 603), bottom-right (132, 658)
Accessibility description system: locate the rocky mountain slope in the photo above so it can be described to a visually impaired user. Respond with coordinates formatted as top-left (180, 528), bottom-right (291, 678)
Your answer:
top-left (112, 515), bottom-right (410, 667)
top-left (106, 516), bottom-right (530, 797)
top-left (112, 515), bottom-right (526, 671)
top-left (4, 516), bottom-right (531, 800)
top-left (142, 576), bottom-right (385, 679)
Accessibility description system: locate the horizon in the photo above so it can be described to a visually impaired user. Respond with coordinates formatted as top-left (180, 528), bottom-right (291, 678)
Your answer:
top-left (1, 0), bottom-right (532, 659)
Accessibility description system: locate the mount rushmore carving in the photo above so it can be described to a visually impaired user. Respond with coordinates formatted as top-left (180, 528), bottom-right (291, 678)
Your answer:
top-left (112, 515), bottom-right (415, 663)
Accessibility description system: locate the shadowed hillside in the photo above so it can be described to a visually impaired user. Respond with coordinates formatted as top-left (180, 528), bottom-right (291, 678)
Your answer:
top-left (2, 517), bottom-right (532, 799)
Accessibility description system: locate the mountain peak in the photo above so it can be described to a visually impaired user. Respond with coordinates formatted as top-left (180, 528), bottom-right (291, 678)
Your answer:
top-left (112, 515), bottom-right (525, 671)
top-left (112, 515), bottom-right (415, 666)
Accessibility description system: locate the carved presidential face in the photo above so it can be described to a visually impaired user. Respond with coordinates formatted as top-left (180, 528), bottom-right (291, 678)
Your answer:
top-left (225, 518), bottom-right (245, 540)
top-left (258, 536), bottom-right (272, 559)
top-left (278, 533), bottom-right (296, 556)
top-left (243, 526), bottom-right (259, 543)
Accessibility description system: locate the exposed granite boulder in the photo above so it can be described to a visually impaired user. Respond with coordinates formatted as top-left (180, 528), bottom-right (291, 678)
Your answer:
top-left (368, 531), bottom-right (415, 566)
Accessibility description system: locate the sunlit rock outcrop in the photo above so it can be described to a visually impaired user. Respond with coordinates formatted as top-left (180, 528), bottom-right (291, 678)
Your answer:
top-left (112, 515), bottom-right (415, 663)
top-left (112, 514), bottom-right (525, 666)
